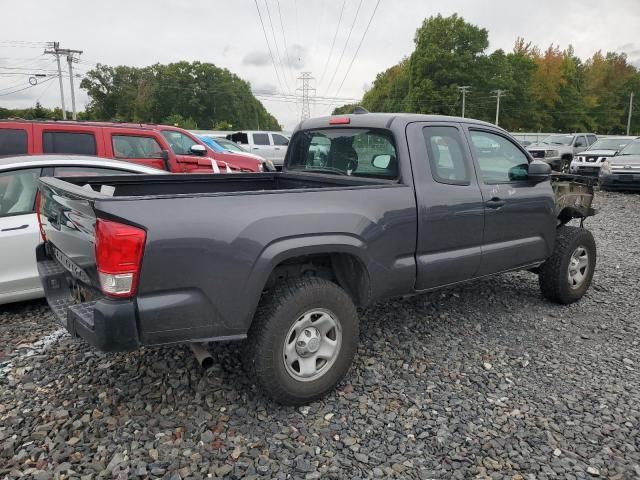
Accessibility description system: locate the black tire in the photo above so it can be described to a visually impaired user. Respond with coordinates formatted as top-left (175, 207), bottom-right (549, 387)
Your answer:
top-left (244, 277), bottom-right (359, 405)
top-left (539, 226), bottom-right (596, 304)
top-left (561, 156), bottom-right (572, 173)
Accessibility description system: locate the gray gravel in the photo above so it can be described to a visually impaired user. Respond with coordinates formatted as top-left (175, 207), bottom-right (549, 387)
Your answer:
top-left (1, 190), bottom-right (639, 480)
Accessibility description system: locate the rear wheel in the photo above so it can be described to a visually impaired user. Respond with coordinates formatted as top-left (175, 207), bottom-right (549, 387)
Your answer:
top-left (244, 277), bottom-right (359, 405)
top-left (539, 226), bottom-right (596, 304)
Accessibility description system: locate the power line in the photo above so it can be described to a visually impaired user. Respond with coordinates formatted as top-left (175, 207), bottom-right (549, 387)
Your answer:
top-left (263, 0), bottom-right (292, 95)
top-left (0, 75), bottom-right (57, 97)
top-left (332, 0), bottom-right (382, 99)
top-left (318, 0), bottom-right (346, 87)
top-left (253, 0), bottom-right (287, 97)
top-left (322, 0), bottom-right (364, 97)
top-left (276, 0), bottom-right (294, 86)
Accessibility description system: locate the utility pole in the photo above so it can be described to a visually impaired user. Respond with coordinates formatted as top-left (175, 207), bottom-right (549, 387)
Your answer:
top-left (45, 42), bottom-right (82, 120)
top-left (44, 42), bottom-right (67, 120)
top-left (492, 89), bottom-right (507, 126)
top-left (627, 92), bottom-right (634, 136)
top-left (296, 72), bottom-right (315, 120)
top-left (66, 53), bottom-right (81, 120)
top-left (458, 86), bottom-right (470, 118)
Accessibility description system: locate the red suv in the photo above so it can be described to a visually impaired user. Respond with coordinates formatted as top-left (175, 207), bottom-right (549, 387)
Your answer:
top-left (0, 120), bottom-right (263, 173)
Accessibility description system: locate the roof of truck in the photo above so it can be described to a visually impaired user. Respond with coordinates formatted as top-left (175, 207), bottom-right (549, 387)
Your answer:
top-left (296, 113), bottom-right (502, 132)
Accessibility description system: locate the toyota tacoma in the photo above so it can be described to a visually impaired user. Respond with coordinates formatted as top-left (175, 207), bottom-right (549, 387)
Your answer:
top-left (36, 113), bottom-right (597, 405)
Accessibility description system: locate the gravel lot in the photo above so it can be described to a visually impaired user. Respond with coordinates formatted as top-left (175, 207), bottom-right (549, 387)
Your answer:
top-left (1, 191), bottom-right (639, 480)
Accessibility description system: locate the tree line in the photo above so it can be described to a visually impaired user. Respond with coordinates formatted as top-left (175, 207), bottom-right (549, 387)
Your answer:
top-left (0, 61), bottom-right (281, 130)
top-left (333, 14), bottom-right (640, 135)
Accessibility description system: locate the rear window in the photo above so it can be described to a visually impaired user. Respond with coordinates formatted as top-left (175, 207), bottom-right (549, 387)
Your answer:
top-left (288, 128), bottom-right (398, 180)
top-left (43, 131), bottom-right (96, 155)
top-left (0, 129), bottom-right (28, 156)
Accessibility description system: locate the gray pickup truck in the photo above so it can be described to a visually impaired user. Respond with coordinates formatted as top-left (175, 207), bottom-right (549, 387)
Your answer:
top-left (36, 113), bottom-right (597, 405)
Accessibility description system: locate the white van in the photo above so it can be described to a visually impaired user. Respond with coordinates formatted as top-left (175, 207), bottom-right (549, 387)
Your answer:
top-left (226, 131), bottom-right (290, 168)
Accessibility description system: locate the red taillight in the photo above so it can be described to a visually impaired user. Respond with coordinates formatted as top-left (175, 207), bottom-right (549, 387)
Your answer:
top-left (95, 218), bottom-right (146, 298)
top-left (329, 117), bottom-right (350, 125)
top-left (35, 190), bottom-right (46, 241)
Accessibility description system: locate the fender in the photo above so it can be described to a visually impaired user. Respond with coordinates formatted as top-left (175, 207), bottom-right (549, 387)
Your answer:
top-left (240, 233), bottom-right (371, 328)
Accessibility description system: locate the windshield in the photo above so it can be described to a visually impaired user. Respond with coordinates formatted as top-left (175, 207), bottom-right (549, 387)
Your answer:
top-left (619, 140), bottom-right (640, 156)
top-left (216, 138), bottom-right (247, 153)
top-left (541, 134), bottom-right (574, 145)
top-left (287, 128), bottom-right (399, 180)
top-left (590, 138), bottom-right (632, 151)
top-left (197, 135), bottom-right (224, 153)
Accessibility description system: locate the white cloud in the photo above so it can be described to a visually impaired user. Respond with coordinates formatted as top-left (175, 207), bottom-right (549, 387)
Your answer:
top-left (0, 0), bottom-right (638, 129)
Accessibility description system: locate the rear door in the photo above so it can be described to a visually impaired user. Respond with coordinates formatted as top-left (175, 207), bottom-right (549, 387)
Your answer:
top-left (270, 133), bottom-right (289, 166)
top-left (0, 167), bottom-right (42, 299)
top-left (250, 132), bottom-right (274, 161)
top-left (103, 128), bottom-right (169, 170)
top-left (34, 124), bottom-right (103, 156)
top-left (465, 127), bottom-right (556, 275)
top-left (407, 122), bottom-right (485, 290)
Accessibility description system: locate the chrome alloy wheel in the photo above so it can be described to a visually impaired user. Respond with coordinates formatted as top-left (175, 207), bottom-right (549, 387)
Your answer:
top-left (282, 309), bottom-right (342, 382)
top-left (568, 246), bottom-right (589, 289)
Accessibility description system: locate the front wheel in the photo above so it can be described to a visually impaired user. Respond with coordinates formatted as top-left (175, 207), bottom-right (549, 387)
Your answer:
top-left (538, 225), bottom-right (596, 304)
top-left (561, 157), bottom-right (572, 173)
top-left (244, 277), bottom-right (359, 405)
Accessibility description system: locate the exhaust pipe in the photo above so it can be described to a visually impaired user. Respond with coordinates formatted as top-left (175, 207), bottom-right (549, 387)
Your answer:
top-left (189, 342), bottom-right (214, 369)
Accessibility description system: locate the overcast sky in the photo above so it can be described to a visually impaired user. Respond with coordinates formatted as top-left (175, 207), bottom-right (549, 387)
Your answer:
top-left (1, 0), bottom-right (639, 130)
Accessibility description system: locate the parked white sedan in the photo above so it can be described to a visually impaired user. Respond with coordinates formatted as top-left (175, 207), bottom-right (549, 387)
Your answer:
top-left (0, 155), bottom-right (163, 305)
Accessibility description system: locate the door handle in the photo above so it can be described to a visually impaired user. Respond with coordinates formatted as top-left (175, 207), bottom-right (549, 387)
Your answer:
top-left (485, 198), bottom-right (505, 209)
top-left (274, 147), bottom-right (281, 150)
top-left (1, 224), bottom-right (28, 232)
top-left (252, 147), bottom-right (260, 150)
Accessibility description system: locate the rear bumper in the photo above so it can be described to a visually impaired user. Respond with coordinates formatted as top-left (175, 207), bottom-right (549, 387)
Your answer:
top-left (599, 173), bottom-right (640, 190)
top-left (37, 244), bottom-right (140, 352)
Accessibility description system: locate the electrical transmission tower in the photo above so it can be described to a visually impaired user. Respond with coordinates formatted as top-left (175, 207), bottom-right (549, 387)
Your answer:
top-left (44, 42), bottom-right (83, 120)
top-left (296, 72), bottom-right (316, 120)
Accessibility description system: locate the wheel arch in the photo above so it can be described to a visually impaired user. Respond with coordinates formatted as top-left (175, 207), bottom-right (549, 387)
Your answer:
top-left (242, 235), bottom-right (372, 328)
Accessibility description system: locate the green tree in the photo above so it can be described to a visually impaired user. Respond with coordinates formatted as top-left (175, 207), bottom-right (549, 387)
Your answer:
top-left (80, 61), bottom-right (281, 130)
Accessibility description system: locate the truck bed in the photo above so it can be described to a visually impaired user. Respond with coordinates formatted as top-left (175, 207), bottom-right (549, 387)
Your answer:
top-left (43, 171), bottom-right (394, 199)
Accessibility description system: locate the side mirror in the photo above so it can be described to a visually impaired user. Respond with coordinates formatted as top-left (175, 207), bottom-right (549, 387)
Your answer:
top-left (528, 159), bottom-right (551, 183)
top-left (190, 144), bottom-right (207, 156)
top-left (372, 154), bottom-right (392, 169)
top-left (160, 150), bottom-right (169, 161)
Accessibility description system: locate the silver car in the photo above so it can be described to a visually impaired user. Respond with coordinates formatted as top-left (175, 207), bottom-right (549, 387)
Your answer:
top-left (0, 155), bottom-right (163, 305)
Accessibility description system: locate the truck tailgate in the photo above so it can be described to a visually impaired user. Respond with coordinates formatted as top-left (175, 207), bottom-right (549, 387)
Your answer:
top-left (37, 178), bottom-right (140, 351)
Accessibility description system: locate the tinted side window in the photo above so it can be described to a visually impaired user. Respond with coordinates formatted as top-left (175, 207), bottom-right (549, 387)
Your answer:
top-left (112, 135), bottom-right (163, 158)
top-left (574, 136), bottom-right (587, 148)
top-left (0, 129), bottom-right (28, 156)
top-left (43, 132), bottom-right (96, 155)
top-left (272, 134), bottom-right (289, 146)
top-left (422, 126), bottom-right (470, 185)
top-left (470, 131), bottom-right (529, 184)
top-left (54, 166), bottom-right (131, 176)
top-left (0, 168), bottom-right (40, 217)
top-left (587, 135), bottom-right (598, 145)
top-left (253, 133), bottom-right (270, 146)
